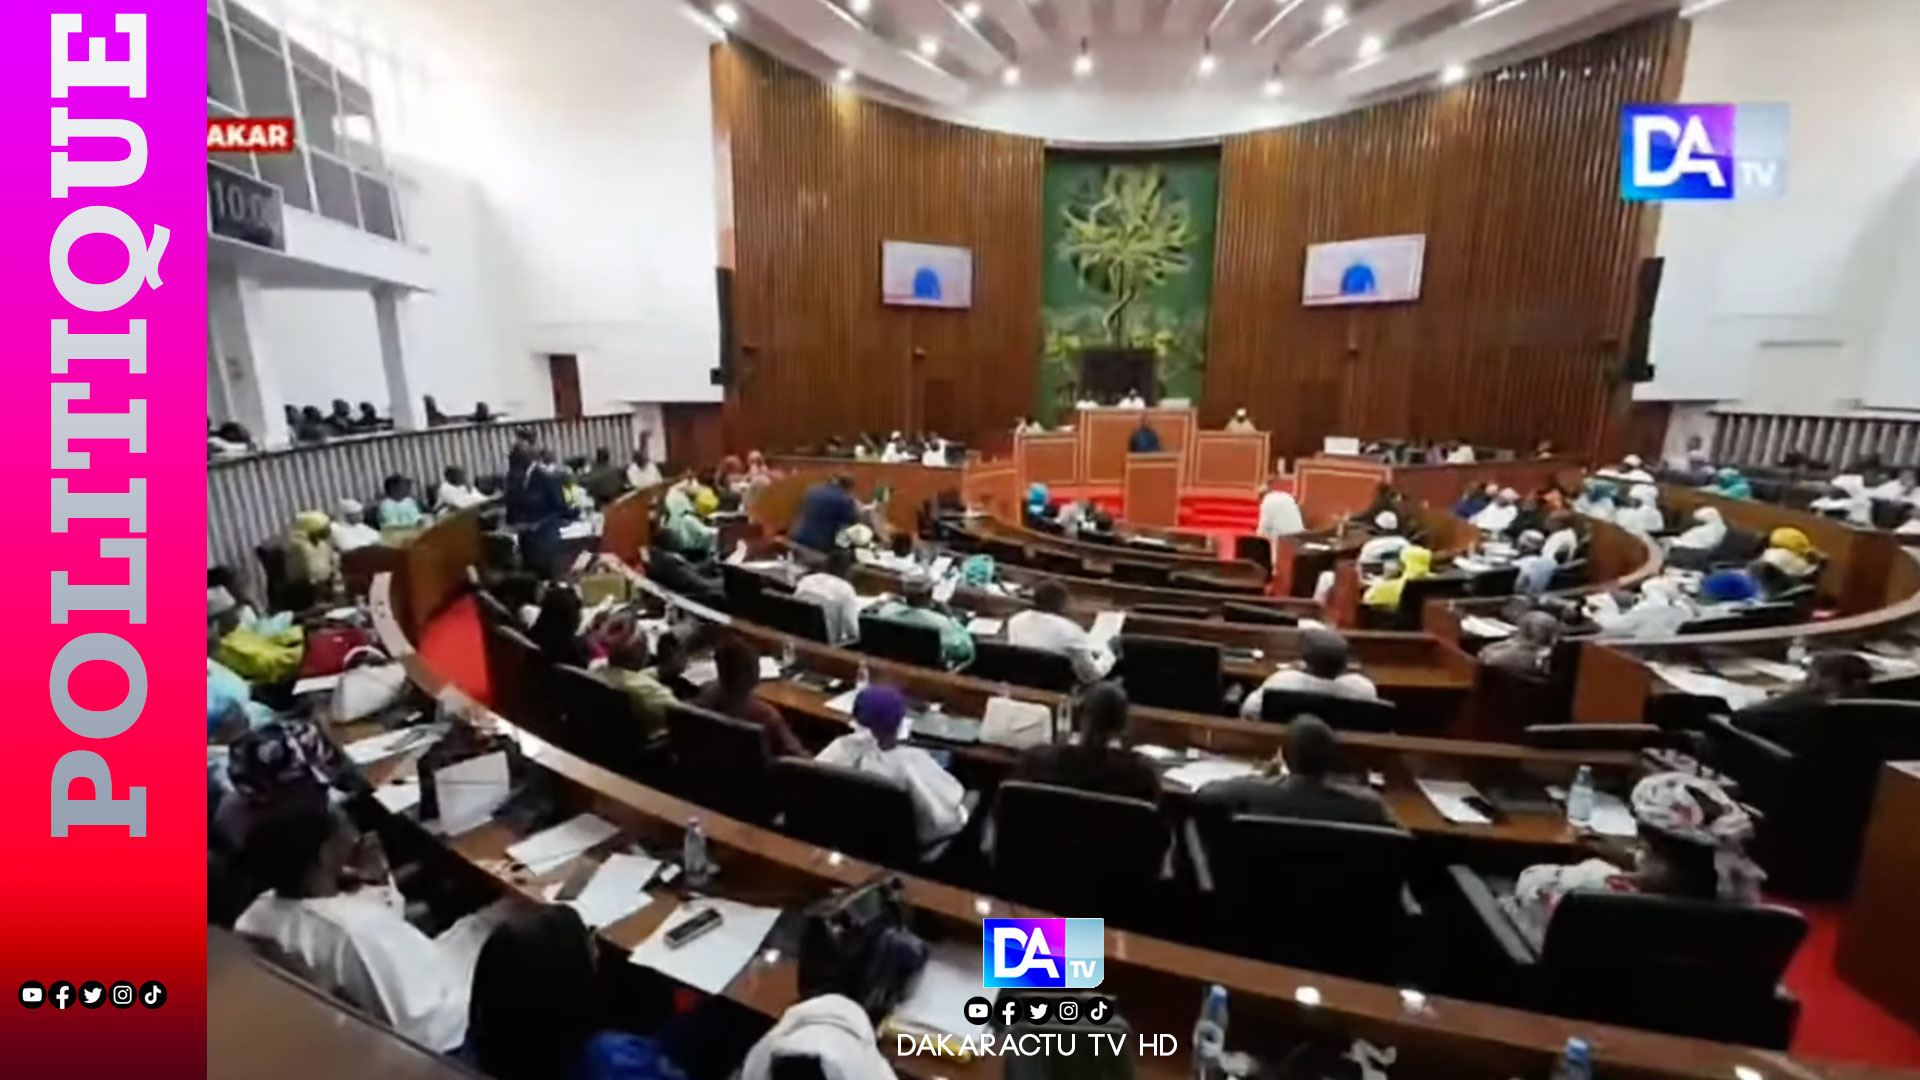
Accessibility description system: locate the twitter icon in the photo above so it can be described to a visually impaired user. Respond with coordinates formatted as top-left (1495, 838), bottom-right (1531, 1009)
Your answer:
top-left (80, 980), bottom-right (105, 1009)
top-left (1024, 999), bottom-right (1050, 1023)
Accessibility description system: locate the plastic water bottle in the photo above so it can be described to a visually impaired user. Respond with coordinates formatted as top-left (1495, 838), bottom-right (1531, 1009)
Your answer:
top-left (856, 660), bottom-right (871, 688)
top-left (1055, 697), bottom-right (1073, 742)
top-left (1191, 984), bottom-right (1229, 1080)
top-left (1566, 765), bottom-right (1595, 828)
top-left (1787, 635), bottom-right (1810, 669)
top-left (682, 818), bottom-right (713, 888)
top-left (780, 640), bottom-right (797, 673)
top-left (1549, 1038), bottom-right (1591, 1080)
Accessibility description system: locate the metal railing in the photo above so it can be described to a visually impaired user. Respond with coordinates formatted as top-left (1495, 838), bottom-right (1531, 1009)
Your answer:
top-left (1711, 410), bottom-right (1920, 470)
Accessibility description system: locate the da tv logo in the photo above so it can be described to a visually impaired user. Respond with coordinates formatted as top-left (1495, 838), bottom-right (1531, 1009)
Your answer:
top-left (1620, 103), bottom-right (1788, 201)
top-left (982, 918), bottom-right (1104, 988)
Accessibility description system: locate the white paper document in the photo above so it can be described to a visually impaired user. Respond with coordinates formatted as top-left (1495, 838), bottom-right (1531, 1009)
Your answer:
top-left (1647, 663), bottom-right (1771, 710)
top-left (1163, 758), bottom-right (1260, 791)
top-left (345, 725), bottom-right (443, 765)
top-left (1415, 778), bottom-right (1492, 825)
top-left (434, 751), bottom-right (512, 835)
top-left (892, 953), bottom-right (993, 1037)
top-left (823, 688), bottom-right (860, 714)
top-left (507, 813), bottom-right (622, 876)
top-left (683, 659), bottom-right (720, 687)
top-left (927, 556), bottom-right (953, 581)
top-left (932, 575), bottom-right (959, 604)
top-left (567, 852), bottom-right (663, 928)
top-left (759, 657), bottom-right (786, 680)
top-left (965, 617), bottom-right (1005, 636)
top-left (1586, 791), bottom-right (1637, 838)
top-left (628, 898), bottom-right (784, 993)
top-left (372, 777), bottom-right (422, 815)
top-left (1088, 610), bottom-right (1127, 646)
top-left (292, 673), bottom-right (343, 697)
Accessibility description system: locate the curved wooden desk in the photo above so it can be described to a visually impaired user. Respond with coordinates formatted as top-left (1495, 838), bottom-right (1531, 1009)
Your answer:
top-left (362, 560), bottom-right (1848, 1080)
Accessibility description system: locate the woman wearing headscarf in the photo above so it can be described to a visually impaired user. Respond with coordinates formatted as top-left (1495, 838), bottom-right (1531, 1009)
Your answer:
top-left (1669, 506), bottom-right (1727, 551)
top-left (286, 510), bottom-right (340, 597)
top-left (463, 905), bottom-right (689, 1080)
top-left (1811, 475), bottom-right (1872, 525)
top-left (815, 684), bottom-right (969, 846)
top-left (1759, 527), bottom-right (1821, 580)
top-left (1710, 466), bottom-right (1753, 500)
top-left (1024, 482), bottom-right (1051, 524)
top-left (1504, 772), bottom-right (1762, 948)
top-left (1256, 488), bottom-right (1306, 541)
top-left (1479, 611), bottom-right (1562, 678)
top-left (1362, 545), bottom-right (1431, 611)
top-left (1587, 577), bottom-right (1696, 640)
top-left (1470, 488), bottom-right (1521, 535)
top-left (1572, 479), bottom-right (1618, 521)
top-left (1540, 511), bottom-right (1582, 565)
top-left (1613, 484), bottom-right (1666, 536)
top-left (213, 716), bottom-right (361, 851)
top-left (1699, 568), bottom-right (1760, 605)
top-left (743, 450), bottom-right (775, 492)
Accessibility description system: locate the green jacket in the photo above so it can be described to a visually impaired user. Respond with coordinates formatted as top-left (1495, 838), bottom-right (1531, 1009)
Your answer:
top-left (870, 601), bottom-right (974, 670)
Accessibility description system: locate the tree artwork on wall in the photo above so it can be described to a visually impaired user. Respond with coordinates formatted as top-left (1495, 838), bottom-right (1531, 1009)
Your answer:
top-left (1037, 150), bottom-right (1219, 424)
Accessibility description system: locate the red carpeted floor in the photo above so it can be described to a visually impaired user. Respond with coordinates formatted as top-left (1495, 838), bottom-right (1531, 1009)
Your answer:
top-left (420, 557), bottom-right (1920, 1069)
top-left (1044, 485), bottom-right (1272, 554)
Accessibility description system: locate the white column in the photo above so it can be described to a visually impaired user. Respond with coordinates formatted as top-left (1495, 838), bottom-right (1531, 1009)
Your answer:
top-left (208, 263), bottom-right (290, 446)
top-left (372, 284), bottom-right (421, 431)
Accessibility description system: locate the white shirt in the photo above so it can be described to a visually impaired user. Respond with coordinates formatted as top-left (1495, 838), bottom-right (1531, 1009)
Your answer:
top-left (816, 729), bottom-right (968, 844)
top-left (234, 892), bottom-right (507, 1051)
top-left (1239, 668), bottom-right (1379, 720)
top-left (625, 461), bottom-right (663, 490)
top-left (1447, 445), bottom-right (1477, 464)
top-left (1357, 534), bottom-right (1409, 566)
top-left (330, 520), bottom-right (382, 553)
top-left (880, 443), bottom-right (910, 463)
top-left (435, 481), bottom-right (486, 510)
top-left (1471, 503), bottom-right (1519, 534)
top-left (920, 444), bottom-right (949, 467)
top-left (1614, 503), bottom-right (1665, 536)
top-left (1006, 609), bottom-right (1115, 683)
top-left (1118, 394), bottom-right (1146, 408)
top-left (1542, 528), bottom-right (1580, 564)
top-left (1257, 491), bottom-right (1305, 539)
top-left (795, 573), bottom-right (862, 645)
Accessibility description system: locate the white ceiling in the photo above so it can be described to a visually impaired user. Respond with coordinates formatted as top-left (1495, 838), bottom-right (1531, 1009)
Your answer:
top-left (685, 0), bottom-right (1690, 144)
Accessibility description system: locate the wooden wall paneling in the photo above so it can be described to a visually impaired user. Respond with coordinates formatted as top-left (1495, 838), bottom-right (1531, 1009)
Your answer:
top-left (716, 46), bottom-right (1044, 452)
top-left (1204, 18), bottom-right (1685, 461)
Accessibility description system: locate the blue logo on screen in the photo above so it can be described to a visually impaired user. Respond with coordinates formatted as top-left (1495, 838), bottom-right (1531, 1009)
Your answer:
top-left (911, 266), bottom-right (943, 300)
top-left (982, 918), bottom-right (1104, 988)
top-left (1621, 103), bottom-right (1788, 202)
top-left (1338, 262), bottom-right (1376, 296)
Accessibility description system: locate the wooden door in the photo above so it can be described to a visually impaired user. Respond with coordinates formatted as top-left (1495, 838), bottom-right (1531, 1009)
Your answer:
top-left (547, 354), bottom-right (582, 419)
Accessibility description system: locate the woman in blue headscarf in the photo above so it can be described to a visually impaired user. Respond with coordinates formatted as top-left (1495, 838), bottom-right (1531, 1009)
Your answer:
top-left (1712, 467), bottom-right (1752, 500)
top-left (1025, 483), bottom-right (1051, 525)
top-left (1700, 568), bottom-right (1760, 605)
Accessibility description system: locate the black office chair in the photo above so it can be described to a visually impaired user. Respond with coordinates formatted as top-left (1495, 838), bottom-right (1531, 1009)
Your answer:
top-left (471, 588), bottom-right (516, 629)
top-left (1712, 528), bottom-right (1768, 565)
top-left (1169, 570), bottom-right (1264, 596)
top-left (1232, 536), bottom-right (1272, 576)
top-left (254, 541), bottom-right (314, 614)
top-left (551, 664), bottom-right (658, 777)
top-left (769, 758), bottom-right (922, 865)
top-left (1678, 603), bottom-right (1801, 635)
top-left (1221, 601), bottom-right (1298, 627)
top-left (1447, 867), bottom-right (1806, 1048)
top-left (1870, 498), bottom-right (1908, 530)
top-left (857, 614), bottom-right (944, 668)
top-left (1471, 662), bottom-right (1570, 737)
top-left (991, 781), bottom-right (1166, 927)
top-left (664, 701), bottom-right (774, 821)
top-left (756, 591), bottom-right (832, 643)
top-left (969, 640), bottom-right (1076, 692)
top-left (1110, 561), bottom-right (1169, 588)
top-left (1521, 723), bottom-right (1666, 751)
top-left (1031, 549), bottom-right (1085, 576)
top-left (1548, 558), bottom-right (1589, 590)
top-left (1258, 687), bottom-right (1398, 732)
top-left (1114, 635), bottom-right (1227, 713)
top-left (1132, 603), bottom-right (1211, 621)
top-left (1197, 814), bottom-right (1416, 981)
top-left (1366, 575), bottom-right (1461, 631)
top-left (485, 623), bottom-right (545, 719)
top-left (1467, 565), bottom-right (1520, 597)
top-left (720, 563), bottom-right (767, 617)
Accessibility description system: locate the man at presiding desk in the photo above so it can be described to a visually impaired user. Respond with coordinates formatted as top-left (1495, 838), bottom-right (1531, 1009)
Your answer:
top-left (1127, 415), bottom-right (1162, 453)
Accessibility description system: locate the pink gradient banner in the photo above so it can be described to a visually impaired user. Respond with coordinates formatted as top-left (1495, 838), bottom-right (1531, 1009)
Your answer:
top-left (0, 3), bottom-right (206, 1074)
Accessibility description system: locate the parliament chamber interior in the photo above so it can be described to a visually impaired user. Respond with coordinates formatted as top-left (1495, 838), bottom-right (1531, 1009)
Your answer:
top-left (206, 0), bottom-right (1920, 1078)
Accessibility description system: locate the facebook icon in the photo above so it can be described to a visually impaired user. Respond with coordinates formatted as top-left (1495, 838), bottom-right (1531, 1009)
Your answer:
top-left (982, 918), bottom-right (1105, 988)
top-left (1620, 102), bottom-right (1788, 202)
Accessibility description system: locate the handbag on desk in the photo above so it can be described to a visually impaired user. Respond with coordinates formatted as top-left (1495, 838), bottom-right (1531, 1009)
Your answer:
top-left (980, 697), bottom-right (1052, 750)
top-left (797, 876), bottom-right (927, 1022)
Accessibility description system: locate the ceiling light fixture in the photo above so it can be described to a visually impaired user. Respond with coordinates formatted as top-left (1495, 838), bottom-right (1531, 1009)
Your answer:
top-left (962, 0), bottom-right (983, 19)
top-left (1357, 34), bottom-right (1381, 60)
top-left (1321, 4), bottom-right (1345, 28)
top-left (1073, 37), bottom-right (1093, 77)
top-left (849, 0), bottom-right (870, 14)
top-left (713, 2), bottom-right (739, 26)
top-left (836, 66), bottom-right (855, 83)
top-left (918, 35), bottom-right (940, 58)
top-left (1198, 36), bottom-right (1217, 76)
top-left (1262, 74), bottom-right (1284, 97)
top-left (1001, 65), bottom-right (1020, 86)
top-left (1440, 62), bottom-right (1467, 85)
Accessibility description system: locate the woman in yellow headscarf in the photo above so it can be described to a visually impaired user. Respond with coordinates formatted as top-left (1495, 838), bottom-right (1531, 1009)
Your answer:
top-left (1362, 545), bottom-right (1432, 611)
top-left (1760, 527), bottom-right (1820, 580)
top-left (285, 510), bottom-right (339, 595)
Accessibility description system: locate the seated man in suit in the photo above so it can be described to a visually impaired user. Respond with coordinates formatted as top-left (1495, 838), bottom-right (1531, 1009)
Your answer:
top-left (1127, 414), bottom-right (1161, 453)
top-left (1196, 716), bottom-right (1393, 826)
top-left (1239, 628), bottom-right (1380, 719)
top-left (1010, 681), bottom-right (1158, 802)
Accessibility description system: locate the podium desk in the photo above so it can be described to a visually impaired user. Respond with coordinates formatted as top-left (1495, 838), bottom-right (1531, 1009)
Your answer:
top-left (1125, 452), bottom-right (1184, 528)
top-left (1080, 406), bottom-right (1194, 485)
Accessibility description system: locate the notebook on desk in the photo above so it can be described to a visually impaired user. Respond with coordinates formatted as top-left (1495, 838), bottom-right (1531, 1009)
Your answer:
top-left (906, 709), bottom-right (982, 745)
